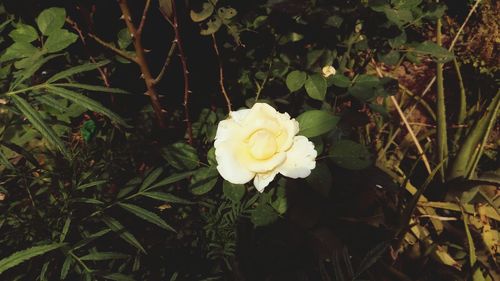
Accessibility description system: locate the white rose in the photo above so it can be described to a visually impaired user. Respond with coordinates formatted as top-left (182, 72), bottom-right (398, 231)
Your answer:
top-left (214, 103), bottom-right (317, 192)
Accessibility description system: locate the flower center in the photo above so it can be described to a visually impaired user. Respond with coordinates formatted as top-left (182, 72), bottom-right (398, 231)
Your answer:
top-left (248, 129), bottom-right (278, 160)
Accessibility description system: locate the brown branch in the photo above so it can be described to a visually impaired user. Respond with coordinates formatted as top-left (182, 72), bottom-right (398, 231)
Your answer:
top-left (65, 18), bottom-right (111, 88)
top-left (170, 0), bottom-right (193, 144)
top-left (87, 33), bottom-right (138, 63)
top-left (212, 34), bottom-right (232, 113)
top-left (153, 41), bottom-right (177, 85)
top-left (137, 0), bottom-right (151, 35)
top-left (118, 0), bottom-right (166, 128)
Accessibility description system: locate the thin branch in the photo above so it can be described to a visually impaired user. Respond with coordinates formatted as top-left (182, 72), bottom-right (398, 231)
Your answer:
top-left (118, 0), bottom-right (166, 128)
top-left (373, 60), bottom-right (432, 174)
top-left (153, 41), bottom-right (177, 85)
top-left (170, 0), bottom-right (193, 144)
top-left (436, 18), bottom-right (448, 181)
top-left (137, 0), bottom-right (152, 35)
top-left (212, 34), bottom-right (232, 112)
top-left (87, 33), bottom-right (138, 63)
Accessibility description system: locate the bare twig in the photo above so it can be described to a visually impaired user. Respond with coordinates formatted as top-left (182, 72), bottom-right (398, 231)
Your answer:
top-left (436, 18), bottom-right (448, 181)
top-left (87, 33), bottom-right (137, 63)
top-left (212, 34), bottom-right (232, 112)
top-left (118, 0), bottom-right (166, 128)
top-left (373, 60), bottom-right (432, 174)
top-left (169, 0), bottom-right (193, 144)
top-left (137, 0), bottom-right (152, 35)
top-left (153, 41), bottom-right (177, 85)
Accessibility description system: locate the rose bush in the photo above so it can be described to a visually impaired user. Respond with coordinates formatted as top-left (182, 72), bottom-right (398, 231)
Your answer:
top-left (214, 103), bottom-right (317, 192)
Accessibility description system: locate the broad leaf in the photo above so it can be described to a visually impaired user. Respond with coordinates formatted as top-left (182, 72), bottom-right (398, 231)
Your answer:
top-left (161, 142), bottom-right (199, 170)
top-left (43, 29), bottom-right (78, 53)
top-left (286, 70), bottom-right (307, 92)
top-left (329, 140), bottom-right (372, 170)
top-left (9, 24), bottom-right (38, 43)
top-left (296, 110), bottom-right (339, 138)
top-left (304, 74), bottom-right (327, 101)
top-left (223, 180), bottom-right (245, 202)
top-left (36, 7), bottom-right (66, 36)
top-left (190, 166), bottom-right (219, 195)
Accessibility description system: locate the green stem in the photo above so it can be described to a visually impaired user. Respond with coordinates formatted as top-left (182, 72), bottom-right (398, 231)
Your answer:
top-left (451, 58), bottom-right (467, 151)
top-left (436, 18), bottom-right (448, 182)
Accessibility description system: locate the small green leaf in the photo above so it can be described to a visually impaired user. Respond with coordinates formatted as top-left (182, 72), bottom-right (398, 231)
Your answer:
top-left (55, 83), bottom-right (130, 94)
top-left (11, 95), bottom-right (69, 157)
top-left (296, 110), bottom-right (339, 138)
top-left (118, 203), bottom-right (176, 232)
top-left (102, 273), bottom-right (135, 281)
top-left (117, 28), bottom-right (132, 49)
top-left (80, 120), bottom-right (96, 142)
top-left (0, 42), bottom-right (38, 63)
top-left (36, 7), bottom-right (66, 36)
top-left (305, 74), bottom-right (327, 101)
top-left (161, 142), bottom-right (199, 170)
top-left (141, 191), bottom-right (193, 204)
top-left (0, 243), bottom-right (65, 274)
top-left (414, 41), bottom-right (454, 62)
top-left (223, 180), bottom-right (245, 202)
top-left (251, 203), bottom-right (279, 227)
top-left (190, 166), bottom-right (219, 195)
top-left (190, 2), bottom-right (215, 22)
top-left (329, 140), bottom-right (372, 170)
top-left (380, 50), bottom-right (400, 65)
top-left (147, 170), bottom-right (196, 190)
top-left (217, 7), bottom-right (237, 20)
top-left (330, 74), bottom-right (351, 88)
top-left (47, 60), bottom-right (110, 83)
top-left (286, 70), bottom-right (307, 92)
top-left (76, 180), bottom-right (107, 191)
top-left (9, 24), bottom-right (38, 43)
top-left (59, 217), bottom-right (71, 242)
top-left (43, 29), bottom-right (78, 53)
top-left (101, 216), bottom-right (146, 254)
top-left (140, 167), bottom-right (164, 191)
top-left (60, 256), bottom-right (73, 280)
top-left (46, 86), bottom-right (129, 127)
top-left (200, 17), bottom-right (222, 35)
top-left (80, 252), bottom-right (129, 261)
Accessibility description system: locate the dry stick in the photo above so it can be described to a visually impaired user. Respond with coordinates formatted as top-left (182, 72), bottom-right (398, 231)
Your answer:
top-left (87, 33), bottom-right (137, 63)
top-left (117, 0), bottom-right (166, 128)
top-left (406, 0), bottom-right (482, 117)
top-left (436, 18), bottom-right (448, 182)
top-left (212, 34), bottom-right (232, 113)
top-left (170, 0), bottom-right (193, 144)
top-left (373, 60), bottom-right (432, 174)
top-left (153, 41), bottom-right (177, 85)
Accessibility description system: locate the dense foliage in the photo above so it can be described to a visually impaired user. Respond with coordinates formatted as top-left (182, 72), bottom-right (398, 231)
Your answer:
top-left (0, 0), bottom-right (498, 280)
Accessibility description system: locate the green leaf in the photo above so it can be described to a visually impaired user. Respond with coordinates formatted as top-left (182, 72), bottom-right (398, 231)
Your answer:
top-left (348, 74), bottom-right (380, 101)
top-left (139, 167), bottom-right (164, 191)
top-left (217, 7), bottom-right (237, 20)
top-left (80, 120), bottom-right (96, 142)
top-left (190, 166), bottom-right (219, 195)
top-left (0, 42), bottom-right (38, 63)
top-left (102, 273), bottom-right (135, 281)
top-left (36, 7), bottom-right (66, 36)
top-left (0, 149), bottom-right (15, 170)
top-left (414, 41), bottom-right (454, 62)
top-left (43, 29), bottom-right (78, 53)
top-left (330, 74), bottom-right (351, 88)
top-left (161, 142), bottom-right (199, 170)
top-left (296, 110), bottom-right (339, 138)
top-left (0, 243), bottom-right (65, 274)
top-left (59, 217), bottom-right (71, 242)
top-left (304, 74), bottom-right (327, 101)
top-left (141, 191), bottom-right (193, 204)
top-left (76, 180), bottom-right (107, 191)
top-left (285, 70), bottom-right (307, 92)
top-left (80, 252), bottom-right (129, 261)
top-left (384, 8), bottom-right (413, 27)
top-left (251, 203), bottom-right (279, 227)
top-left (13, 53), bottom-right (62, 87)
top-left (46, 86), bottom-right (129, 127)
top-left (306, 162), bottom-right (332, 197)
top-left (55, 83), bottom-right (130, 94)
top-left (118, 203), bottom-right (176, 232)
top-left (223, 180), bottom-right (245, 202)
top-left (10, 95), bottom-right (69, 157)
top-left (9, 24), bottom-right (38, 43)
top-left (380, 50), bottom-right (400, 65)
top-left (47, 60), bottom-right (110, 83)
top-left (200, 17), bottom-right (222, 36)
top-left (190, 2), bottom-right (215, 22)
top-left (117, 28), bottom-right (132, 49)
top-left (101, 216), bottom-right (146, 254)
top-left (329, 140), bottom-right (372, 170)
top-left (147, 170), bottom-right (196, 190)
top-left (60, 256), bottom-right (72, 280)
top-left (72, 229), bottom-right (111, 250)
top-left (306, 49), bottom-right (325, 68)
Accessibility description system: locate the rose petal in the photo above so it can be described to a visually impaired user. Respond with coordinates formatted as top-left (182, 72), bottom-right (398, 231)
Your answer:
top-left (278, 136), bottom-right (317, 178)
top-left (215, 139), bottom-right (255, 184)
top-left (241, 150), bottom-right (287, 173)
top-left (253, 170), bottom-right (279, 192)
